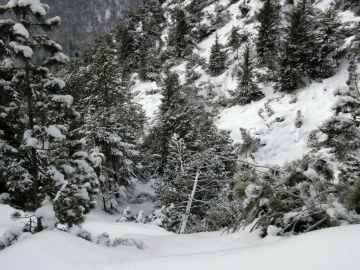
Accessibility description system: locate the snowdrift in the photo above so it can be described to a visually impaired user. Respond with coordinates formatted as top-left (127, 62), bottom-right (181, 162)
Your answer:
top-left (0, 223), bottom-right (359, 270)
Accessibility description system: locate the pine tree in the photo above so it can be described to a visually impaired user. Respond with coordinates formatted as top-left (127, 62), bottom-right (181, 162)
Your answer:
top-left (229, 152), bottom-right (336, 234)
top-left (280, 0), bottom-right (333, 91)
top-left (318, 2), bottom-right (344, 68)
top-left (65, 46), bottom-right (146, 212)
top-left (145, 72), bottom-right (187, 173)
top-left (116, 20), bottom-right (140, 75)
top-left (168, 8), bottom-right (190, 58)
top-left (317, 60), bottom-right (360, 159)
top-left (227, 26), bottom-right (241, 59)
top-left (209, 33), bottom-right (226, 76)
top-left (0, 0), bottom-right (99, 230)
top-left (310, 60), bottom-right (360, 222)
top-left (236, 43), bottom-right (264, 104)
top-left (154, 112), bottom-right (236, 233)
top-left (256, 0), bottom-right (281, 66)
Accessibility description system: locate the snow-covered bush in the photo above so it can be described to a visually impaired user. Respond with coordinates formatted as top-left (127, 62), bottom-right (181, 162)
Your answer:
top-left (0, 227), bottom-right (28, 251)
top-left (295, 110), bottom-right (304, 128)
top-left (229, 152), bottom-right (339, 235)
top-left (95, 232), bottom-right (111, 246)
top-left (68, 226), bottom-right (92, 241)
top-left (112, 238), bottom-right (145, 249)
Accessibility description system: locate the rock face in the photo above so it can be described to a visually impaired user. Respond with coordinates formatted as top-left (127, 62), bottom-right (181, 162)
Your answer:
top-left (0, 0), bottom-right (143, 56)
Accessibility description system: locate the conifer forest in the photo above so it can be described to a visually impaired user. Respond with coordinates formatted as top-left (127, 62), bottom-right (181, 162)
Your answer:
top-left (0, 0), bottom-right (360, 269)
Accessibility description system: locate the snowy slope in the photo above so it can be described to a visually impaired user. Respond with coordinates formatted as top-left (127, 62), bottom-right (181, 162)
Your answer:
top-left (216, 63), bottom-right (351, 166)
top-left (0, 203), bottom-right (359, 270)
top-left (131, 0), bottom-right (360, 168)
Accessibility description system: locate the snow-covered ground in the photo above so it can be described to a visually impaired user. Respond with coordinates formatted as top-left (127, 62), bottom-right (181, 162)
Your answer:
top-left (0, 204), bottom-right (359, 270)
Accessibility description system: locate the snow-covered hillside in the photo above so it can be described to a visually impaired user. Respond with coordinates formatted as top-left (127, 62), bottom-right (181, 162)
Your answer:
top-left (130, 0), bottom-right (359, 168)
top-left (1, 0), bottom-right (360, 268)
top-left (0, 204), bottom-right (359, 270)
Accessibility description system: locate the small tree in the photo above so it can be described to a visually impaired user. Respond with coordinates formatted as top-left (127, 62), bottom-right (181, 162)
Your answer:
top-left (236, 43), bottom-right (263, 104)
top-left (228, 26), bottom-right (241, 59)
top-left (209, 33), bottom-right (226, 76)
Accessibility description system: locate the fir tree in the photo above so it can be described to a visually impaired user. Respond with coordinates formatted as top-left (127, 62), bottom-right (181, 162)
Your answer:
top-left (236, 43), bottom-right (264, 104)
top-left (63, 46), bottom-right (146, 212)
top-left (146, 72), bottom-right (187, 173)
top-left (318, 2), bottom-right (344, 68)
top-left (256, 0), bottom-right (281, 66)
top-left (280, 0), bottom-right (333, 91)
top-left (168, 8), bottom-right (190, 58)
top-left (227, 26), bottom-right (241, 59)
top-left (154, 112), bottom-right (236, 233)
top-left (0, 0), bottom-right (99, 230)
top-left (209, 33), bottom-right (226, 76)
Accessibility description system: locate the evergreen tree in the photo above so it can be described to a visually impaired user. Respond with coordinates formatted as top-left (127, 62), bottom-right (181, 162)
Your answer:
top-left (209, 33), bottom-right (226, 76)
top-left (256, 0), bottom-right (281, 66)
top-left (227, 26), bottom-right (241, 59)
top-left (280, 0), bottom-right (333, 91)
top-left (236, 44), bottom-right (264, 104)
top-left (168, 8), bottom-right (190, 58)
top-left (135, 1), bottom-right (165, 81)
top-left (116, 20), bottom-right (140, 75)
top-left (309, 60), bottom-right (360, 222)
top-left (145, 72), bottom-right (187, 173)
top-left (0, 0), bottom-right (99, 230)
top-left (154, 112), bottom-right (236, 233)
top-left (318, 2), bottom-right (344, 68)
top-left (229, 152), bottom-right (337, 235)
top-left (63, 46), bottom-right (146, 212)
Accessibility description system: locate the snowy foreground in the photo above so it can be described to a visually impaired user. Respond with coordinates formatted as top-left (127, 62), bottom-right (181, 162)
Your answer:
top-left (1, 205), bottom-right (359, 270)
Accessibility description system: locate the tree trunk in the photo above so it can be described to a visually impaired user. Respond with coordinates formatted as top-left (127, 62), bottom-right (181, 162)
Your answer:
top-left (179, 168), bottom-right (201, 234)
top-left (25, 59), bottom-right (42, 232)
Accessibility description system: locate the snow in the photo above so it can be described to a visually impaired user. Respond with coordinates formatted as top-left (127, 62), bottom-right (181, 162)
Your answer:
top-left (0, 202), bottom-right (359, 270)
top-left (6, 0), bottom-right (47, 16)
top-left (13, 23), bottom-right (29, 39)
top-left (46, 52), bottom-right (69, 64)
top-left (132, 80), bottom-right (162, 118)
top-left (43, 40), bottom-right (62, 51)
top-left (51, 94), bottom-right (73, 106)
top-left (9, 41), bottom-right (33, 58)
top-left (0, 205), bottom-right (28, 236)
top-left (46, 16), bottom-right (61, 26)
top-left (23, 129), bottom-right (38, 147)
top-left (0, 19), bottom-right (14, 28)
top-left (216, 62), bottom-right (350, 166)
top-left (45, 125), bottom-right (66, 140)
top-left (35, 200), bottom-right (58, 230)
